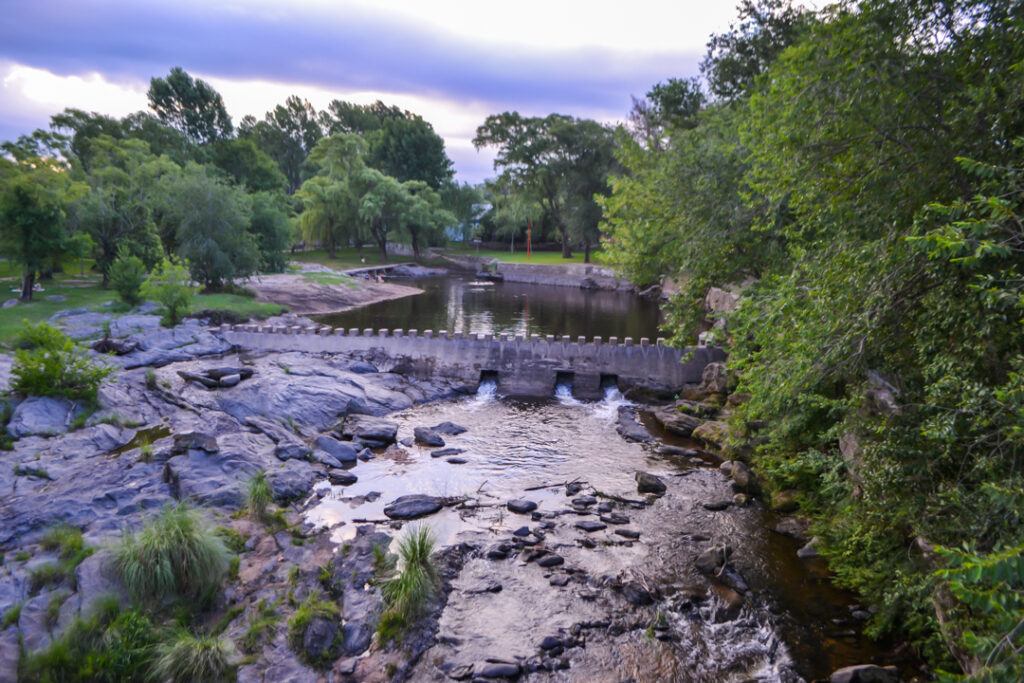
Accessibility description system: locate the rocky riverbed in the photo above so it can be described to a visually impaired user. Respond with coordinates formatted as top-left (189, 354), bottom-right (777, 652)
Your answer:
top-left (0, 316), bottom-right (905, 682)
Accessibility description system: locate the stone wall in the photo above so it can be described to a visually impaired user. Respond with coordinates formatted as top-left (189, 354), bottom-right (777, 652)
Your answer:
top-left (220, 324), bottom-right (725, 400)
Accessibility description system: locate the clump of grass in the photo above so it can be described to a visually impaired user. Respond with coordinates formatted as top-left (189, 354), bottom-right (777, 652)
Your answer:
top-left (150, 626), bottom-right (232, 682)
top-left (286, 589), bottom-right (341, 668)
top-left (13, 464), bottom-right (50, 479)
top-left (40, 523), bottom-right (85, 558)
top-left (2, 602), bottom-right (22, 630)
top-left (246, 470), bottom-right (272, 520)
top-left (242, 599), bottom-right (280, 654)
top-left (214, 526), bottom-right (247, 554)
top-left (376, 525), bottom-right (440, 644)
top-left (45, 591), bottom-right (68, 626)
top-left (144, 369), bottom-right (157, 390)
top-left (113, 503), bottom-right (230, 604)
top-left (29, 524), bottom-right (94, 594)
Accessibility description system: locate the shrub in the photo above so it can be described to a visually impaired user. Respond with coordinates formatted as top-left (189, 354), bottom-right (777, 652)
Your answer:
top-left (246, 470), bottom-right (272, 520)
top-left (108, 247), bottom-right (147, 307)
top-left (151, 626), bottom-right (232, 682)
top-left (141, 258), bottom-right (197, 327)
top-left (113, 503), bottom-right (230, 604)
top-left (10, 322), bottom-right (113, 402)
top-left (376, 525), bottom-right (439, 643)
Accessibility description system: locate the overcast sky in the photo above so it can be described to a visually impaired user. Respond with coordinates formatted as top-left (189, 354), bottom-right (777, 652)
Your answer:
top-left (0, 0), bottom-right (740, 184)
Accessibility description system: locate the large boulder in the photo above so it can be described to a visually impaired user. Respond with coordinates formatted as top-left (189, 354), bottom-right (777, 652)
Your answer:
top-left (692, 421), bottom-right (729, 452)
top-left (314, 435), bottom-right (360, 463)
top-left (413, 427), bottom-right (445, 447)
top-left (699, 362), bottom-right (728, 395)
top-left (7, 397), bottom-right (81, 438)
top-left (267, 459), bottom-right (322, 504)
top-left (635, 471), bottom-right (666, 495)
top-left (651, 407), bottom-right (703, 437)
top-left (343, 415), bottom-right (398, 446)
top-left (383, 495), bottom-right (444, 520)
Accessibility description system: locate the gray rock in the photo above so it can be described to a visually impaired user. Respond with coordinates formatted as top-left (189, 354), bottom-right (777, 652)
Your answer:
top-left (0, 628), bottom-right (18, 683)
top-left (622, 582), bottom-right (654, 605)
top-left (218, 374), bottom-right (241, 387)
top-left (343, 415), bottom-right (398, 445)
top-left (44, 295), bottom-right (67, 302)
top-left (109, 314), bottom-right (161, 337)
top-left (635, 471), bottom-right (666, 495)
top-left (302, 617), bottom-right (341, 665)
top-left (431, 448), bottom-right (464, 458)
top-left (2, 299), bottom-right (18, 309)
top-left (575, 520), bottom-right (607, 532)
top-left (615, 407), bottom-right (652, 442)
top-left (446, 457), bottom-right (467, 464)
top-left (413, 426), bottom-right (445, 447)
top-left (8, 397), bottom-right (80, 438)
top-left (430, 421), bottom-right (467, 436)
top-left (507, 499), bottom-right (537, 514)
top-left (615, 529), bottom-right (641, 540)
top-left (276, 441), bottom-right (311, 461)
top-left (537, 554), bottom-right (564, 568)
top-left (327, 470), bottom-right (358, 486)
top-left (703, 500), bottom-right (732, 511)
top-left (267, 459), bottom-right (322, 504)
top-left (797, 536), bottom-right (821, 559)
top-left (74, 550), bottom-right (129, 615)
top-left (727, 460), bottom-right (755, 492)
top-left (244, 415), bottom-right (309, 460)
top-left (652, 407), bottom-right (703, 437)
top-left (599, 513), bottom-right (629, 525)
top-left (329, 528), bottom-right (391, 656)
top-left (346, 361), bottom-right (378, 374)
top-left (539, 635), bottom-right (562, 650)
top-left (830, 664), bottom-right (900, 683)
top-left (479, 662), bottom-right (520, 678)
top-left (383, 495), bottom-right (444, 520)
top-left (314, 435), bottom-right (360, 463)
top-left (695, 545), bottom-right (731, 575)
top-left (172, 430), bottom-right (219, 453)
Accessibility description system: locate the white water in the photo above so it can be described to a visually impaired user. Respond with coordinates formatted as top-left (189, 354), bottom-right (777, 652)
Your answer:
top-left (592, 384), bottom-right (632, 422)
top-left (468, 378), bottom-right (499, 408)
top-left (554, 381), bottom-right (581, 406)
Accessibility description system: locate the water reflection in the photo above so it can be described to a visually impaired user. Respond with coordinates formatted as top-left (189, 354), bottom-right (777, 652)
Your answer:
top-left (314, 275), bottom-right (663, 340)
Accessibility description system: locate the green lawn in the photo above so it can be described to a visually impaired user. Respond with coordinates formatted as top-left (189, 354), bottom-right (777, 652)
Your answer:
top-left (453, 248), bottom-right (601, 265)
top-left (288, 248), bottom-right (406, 271)
top-left (0, 273), bottom-right (286, 349)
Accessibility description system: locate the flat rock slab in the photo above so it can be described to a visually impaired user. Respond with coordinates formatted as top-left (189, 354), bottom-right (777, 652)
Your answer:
top-left (383, 494), bottom-right (444, 520)
top-left (478, 663), bottom-right (520, 678)
top-left (507, 499), bottom-right (538, 514)
top-left (7, 397), bottom-right (80, 438)
top-left (600, 513), bottom-right (630, 525)
top-left (576, 520), bottom-right (608, 532)
top-left (343, 415), bottom-right (398, 445)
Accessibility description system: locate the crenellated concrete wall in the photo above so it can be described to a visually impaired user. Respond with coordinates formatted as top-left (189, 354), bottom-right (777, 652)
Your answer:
top-left (219, 324), bottom-right (725, 399)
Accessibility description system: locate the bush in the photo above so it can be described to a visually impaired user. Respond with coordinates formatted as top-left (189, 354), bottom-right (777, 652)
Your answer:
top-left (151, 626), bottom-right (232, 683)
top-left (108, 247), bottom-right (147, 307)
top-left (141, 258), bottom-right (196, 327)
top-left (10, 322), bottom-right (113, 402)
top-left (113, 503), bottom-right (230, 604)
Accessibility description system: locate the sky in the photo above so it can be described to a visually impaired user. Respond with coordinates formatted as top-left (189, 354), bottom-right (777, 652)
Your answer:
top-left (0, 0), bottom-right (740, 184)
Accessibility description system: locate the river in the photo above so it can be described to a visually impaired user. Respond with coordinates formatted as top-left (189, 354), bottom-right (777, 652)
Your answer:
top-left (306, 276), bottom-right (898, 681)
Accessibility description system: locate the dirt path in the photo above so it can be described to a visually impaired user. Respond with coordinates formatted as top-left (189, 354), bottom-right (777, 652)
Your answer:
top-left (243, 266), bottom-right (423, 316)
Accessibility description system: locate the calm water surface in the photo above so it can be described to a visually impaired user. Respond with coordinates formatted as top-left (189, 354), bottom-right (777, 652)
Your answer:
top-left (314, 275), bottom-right (663, 341)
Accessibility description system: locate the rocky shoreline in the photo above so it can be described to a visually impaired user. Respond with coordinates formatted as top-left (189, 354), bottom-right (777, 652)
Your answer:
top-left (0, 314), bottom-right (903, 682)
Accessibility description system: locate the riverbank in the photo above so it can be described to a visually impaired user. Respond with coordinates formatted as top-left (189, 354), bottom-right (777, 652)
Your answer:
top-left (438, 253), bottom-right (635, 292)
top-left (0, 318), bottom-right (911, 682)
top-left (245, 266), bottom-right (423, 316)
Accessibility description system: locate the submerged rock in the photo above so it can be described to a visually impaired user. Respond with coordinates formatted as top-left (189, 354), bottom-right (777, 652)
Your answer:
top-left (413, 426), bottom-right (445, 447)
top-left (383, 494), bottom-right (444, 520)
top-left (507, 499), bottom-right (538, 514)
top-left (430, 421), bottom-right (467, 435)
top-left (635, 471), bottom-right (666, 495)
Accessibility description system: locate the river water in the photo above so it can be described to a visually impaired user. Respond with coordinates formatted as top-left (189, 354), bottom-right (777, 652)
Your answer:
top-left (314, 275), bottom-right (663, 341)
top-left (304, 383), bottom-right (893, 681)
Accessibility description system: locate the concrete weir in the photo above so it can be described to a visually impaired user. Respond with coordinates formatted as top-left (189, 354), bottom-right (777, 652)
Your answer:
top-left (219, 324), bottom-right (726, 399)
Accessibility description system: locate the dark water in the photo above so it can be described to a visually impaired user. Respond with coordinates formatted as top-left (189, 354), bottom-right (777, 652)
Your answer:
top-left (314, 275), bottom-right (663, 341)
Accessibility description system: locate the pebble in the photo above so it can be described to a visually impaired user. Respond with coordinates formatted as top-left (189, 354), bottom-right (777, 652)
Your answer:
top-left (703, 500), bottom-right (732, 511)
top-left (507, 499), bottom-right (538, 514)
top-left (479, 662), bottom-right (520, 678)
top-left (549, 575), bottom-right (570, 587)
top-left (571, 495), bottom-right (597, 506)
top-left (575, 520), bottom-right (607, 532)
top-left (446, 457), bottom-right (468, 464)
top-left (512, 526), bottom-right (531, 537)
top-left (537, 554), bottom-right (564, 568)
top-left (599, 513), bottom-right (630, 525)
top-left (614, 529), bottom-right (641, 540)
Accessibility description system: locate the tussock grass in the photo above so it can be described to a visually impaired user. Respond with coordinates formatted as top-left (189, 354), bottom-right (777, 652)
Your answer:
top-left (376, 525), bottom-right (440, 644)
top-left (150, 626), bottom-right (232, 683)
top-left (113, 503), bottom-right (230, 604)
top-left (246, 470), bottom-right (272, 520)
top-left (287, 589), bottom-right (340, 667)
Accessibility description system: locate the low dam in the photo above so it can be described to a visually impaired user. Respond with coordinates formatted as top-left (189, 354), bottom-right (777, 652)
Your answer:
top-left (219, 324), bottom-right (726, 399)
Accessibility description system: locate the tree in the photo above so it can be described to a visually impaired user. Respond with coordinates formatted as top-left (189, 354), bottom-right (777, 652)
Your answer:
top-left (72, 136), bottom-right (170, 285)
top-left (163, 164), bottom-right (258, 289)
top-left (108, 246), bottom-right (147, 306)
top-left (441, 181), bottom-right (484, 244)
top-left (0, 158), bottom-right (83, 300)
top-left (474, 112), bottom-right (618, 258)
top-left (147, 67), bottom-right (233, 144)
top-left (248, 191), bottom-right (293, 272)
top-left (367, 115), bottom-right (453, 189)
top-left (356, 168), bottom-right (411, 261)
top-left (239, 96), bottom-right (323, 193)
top-left (212, 138), bottom-right (288, 193)
top-left (628, 78), bottom-right (706, 150)
top-left (401, 180), bottom-right (455, 258)
top-left (295, 133), bottom-right (367, 257)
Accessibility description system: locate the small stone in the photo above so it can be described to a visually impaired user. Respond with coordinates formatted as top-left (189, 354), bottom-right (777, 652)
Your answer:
top-left (575, 520), bottom-right (607, 532)
top-left (537, 554), bottom-right (564, 568)
top-left (327, 470), bottom-right (357, 486)
top-left (549, 575), bottom-right (570, 587)
top-left (413, 426), bottom-right (445, 447)
top-left (571, 495), bottom-right (597, 507)
top-left (578, 538), bottom-right (596, 549)
top-left (614, 529), bottom-right (640, 540)
top-left (217, 373), bottom-right (241, 387)
top-left (431, 447), bottom-right (465, 458)
top-left (732, 493), bottom-right (748, 506)
top-left (507, 499), bottom-right (538, 514)
top-left (565, 482), bottom-right (583, 496)
top-left (513, 526), bottom-right (531, 537)
top-left (539, 636), bottom-right (562, 650)
top-left (383, 494), bottom-right (444, 520)
top-left (479, 662), bottom-right (520, 678)
top-left (172, 430), bottom-right (219, 453)
top-left (446, 457), bottom-right (468, 464)
top-left (596, 502), bottom-right (612, 513)
top-left (400, 437), bottom-right (414, 447)
top-left (622, 582), bottom-right (654, 606)
top-left (703, 500), bottom-right (732, 511)
top-left (485, 544), bottom-right (509, 560)
top-left (599, 513), bottom-right (630, 525)
top-left (635, 471), bottom-right (666, 495)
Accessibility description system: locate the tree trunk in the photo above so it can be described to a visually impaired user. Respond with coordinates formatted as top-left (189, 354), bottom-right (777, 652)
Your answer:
top-left (328, 238), bottom-right (336, 259)
top-left (584, 242), bottom-right (591, 264)
top-left (410, 228), bottom-right (421, 260)
top-left (559, 225), bottom-right (572, 259)
top-left (20, 270), bottom-right (35, 301)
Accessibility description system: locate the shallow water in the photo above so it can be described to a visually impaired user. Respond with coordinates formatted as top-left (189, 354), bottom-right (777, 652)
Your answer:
top-left (304, 387), bottom-right (892, 681)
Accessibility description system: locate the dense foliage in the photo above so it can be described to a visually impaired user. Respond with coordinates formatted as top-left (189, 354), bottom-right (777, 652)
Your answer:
top-left (10, 322), bottom-right (112, 401)
top-left (600, 0), bottom-right (1024, 676)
